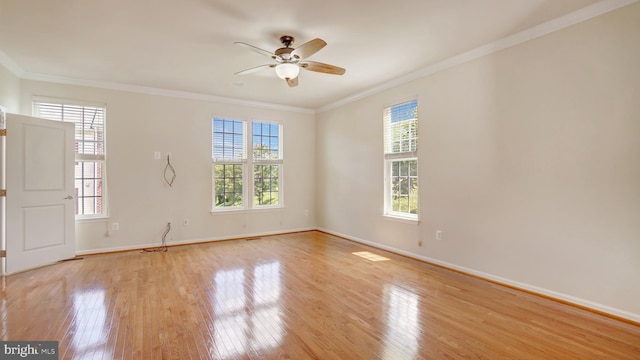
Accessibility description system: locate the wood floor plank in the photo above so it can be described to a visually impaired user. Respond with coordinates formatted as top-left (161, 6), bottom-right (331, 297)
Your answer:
top-left (1, 231), bottom-right (639, 359)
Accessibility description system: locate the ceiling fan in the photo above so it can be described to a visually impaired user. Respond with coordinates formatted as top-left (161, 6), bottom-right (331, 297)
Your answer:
top-left (234, 35), bottom-right (346, 87)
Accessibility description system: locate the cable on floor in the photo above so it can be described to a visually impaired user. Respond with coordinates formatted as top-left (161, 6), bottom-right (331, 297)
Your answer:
top-left (142, 222), bottom-right (170, 253)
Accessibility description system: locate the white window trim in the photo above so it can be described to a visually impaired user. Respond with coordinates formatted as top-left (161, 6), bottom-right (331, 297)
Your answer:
top-left (383, 157), bottom-right (419, 221)
top-left (383, 100), bottom-right (419, 221)
top-left (252, 122), bottom-right (284, 209)
top-left (383, 213), bottom-right (420, 225)
top-left (211, 120), bottom-right (284, 212)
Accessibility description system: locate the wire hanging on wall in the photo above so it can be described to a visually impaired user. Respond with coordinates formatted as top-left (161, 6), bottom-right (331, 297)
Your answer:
top-left (164, 154), bottom-right (176, 187)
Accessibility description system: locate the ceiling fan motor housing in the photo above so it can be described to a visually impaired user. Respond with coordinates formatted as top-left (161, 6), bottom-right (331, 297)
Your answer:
top-left (275, 47), bottom-right (295, 61)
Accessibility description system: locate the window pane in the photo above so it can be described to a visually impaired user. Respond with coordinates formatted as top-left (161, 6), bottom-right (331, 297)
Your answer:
top-left (389, 159), bottom-right (418, 216)
top-left (409, 162), bottom-right (418, 176)
top-left (400, 196), bottom-right (409, 213)
top-left (213, 118), bottom-right (245, 161)
top-left (399, 177), bottom-right (408, 194)
top-left (409, 193), bottom-right (418, 214)
top-left (35, 102), bottom-right (105, 156)
top-left (400, 162), bottom-right (408, 176)
top-left (224, 120), bottom-right (234, 133)
top-left (253, 121), bottom-right (280, 160)
top-left (390, 100), bottom-right (417, 123)
top-left (74, 161), bottom-right (103, 216)
top-left (385, 100), bottom-right (418, 155)
top-left (214, 164), bottom-right (243, 208)
top-left (254, 164), bottom-right (279, 206)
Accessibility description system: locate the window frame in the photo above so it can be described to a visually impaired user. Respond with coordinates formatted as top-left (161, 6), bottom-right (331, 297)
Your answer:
top-left (383, 100), bottom-right (419, 221)
top-left (212, 119), bottom-right (248, 210)
top-left (252, 121), bottom-right (283, 209)
top-left (32, 97), bottom-right (109, 220)
top-left (212, 118), bottom-right (283, 212)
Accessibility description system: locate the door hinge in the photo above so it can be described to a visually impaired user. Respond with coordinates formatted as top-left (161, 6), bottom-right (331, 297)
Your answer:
top-left (0, 189), bottom-right (5, 197)
top-left (0, 129), bottom-right (6, 136)
top-left (0, 250), bottom-right (6, 258)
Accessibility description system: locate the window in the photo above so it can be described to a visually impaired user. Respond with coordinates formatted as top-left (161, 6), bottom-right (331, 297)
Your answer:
top-left (213, 119), bottom-right (246, 208)
top-left (212, 118), bottom-right (283, 210)
top-left (33, 98), bottom-right (108, 218)
top-left (253, 122), bottom-right (282, 206)
top-left (384, 100), bottom-right (418, 219)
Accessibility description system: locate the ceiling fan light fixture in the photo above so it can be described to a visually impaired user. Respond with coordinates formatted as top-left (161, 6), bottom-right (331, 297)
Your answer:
top-left (275, 63), bottom-right (300, 80)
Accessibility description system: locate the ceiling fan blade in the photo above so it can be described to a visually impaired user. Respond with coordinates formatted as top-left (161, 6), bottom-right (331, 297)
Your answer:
top-left (234, 64), bottom-right (274, 75)
top-left (300, 61), bottom-right (346, 75)
top-left (286, 76), bottom-right (299, 87)
top-left (234, 42), bottom-right (277, 59)
top-left (291, 38), bottom-right (326, 60)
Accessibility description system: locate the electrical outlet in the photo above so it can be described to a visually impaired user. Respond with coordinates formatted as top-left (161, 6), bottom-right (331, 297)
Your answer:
top-left (418, 240), bottom-right (423, 247)
top-left (154, 151), bottom-right (161, 160)
top-left (112, 222), bottom-right (120, 231)
top-left (183, 219), bottom-right (189, 226)
top-left (436, 230), bottom-right (442, 241)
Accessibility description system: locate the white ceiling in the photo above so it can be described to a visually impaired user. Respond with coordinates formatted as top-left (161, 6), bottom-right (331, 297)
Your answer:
top-left (0, 0), bottom-right (611, 110)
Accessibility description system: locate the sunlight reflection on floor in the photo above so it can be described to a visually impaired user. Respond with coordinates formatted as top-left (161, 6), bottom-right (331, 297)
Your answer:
top-left (212, 261), bottom-right (284, 358)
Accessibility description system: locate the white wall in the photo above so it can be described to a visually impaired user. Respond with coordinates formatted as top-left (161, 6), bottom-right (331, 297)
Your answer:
top-left (0, 62), bottom-right (20, 111)
top-left (4, 2), bottom-right (638, 322)
top-left (317, 4), bottom-right (640, 320)
top-left (18, 80), bottom-right (316, 253)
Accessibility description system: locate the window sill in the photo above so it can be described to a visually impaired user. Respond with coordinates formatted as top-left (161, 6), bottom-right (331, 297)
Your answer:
top-left (383, 214), bottom-right (420, 225)
top-left (210, 206), bottom-right (285, 215)
top-left (75, 216), bottom-right (109, 223)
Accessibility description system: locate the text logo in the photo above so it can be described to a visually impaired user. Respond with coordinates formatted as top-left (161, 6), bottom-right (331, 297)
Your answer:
top-left (1, 341), bottom-right (58, 359)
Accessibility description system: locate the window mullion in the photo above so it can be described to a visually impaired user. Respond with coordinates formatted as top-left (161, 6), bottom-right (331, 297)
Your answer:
top-left (247, 122), bottom-right (254, 209)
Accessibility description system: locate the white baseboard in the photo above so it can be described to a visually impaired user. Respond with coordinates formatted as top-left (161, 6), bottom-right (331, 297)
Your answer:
top-left (317, 227), bottom-right (640, 324)
top-left (74, 227), bottom-right (316, 256)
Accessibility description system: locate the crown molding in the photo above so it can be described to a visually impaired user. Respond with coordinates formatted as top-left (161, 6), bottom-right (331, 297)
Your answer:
top-left (0, 52), bottom-right (314, 115)
top-left (22, 72), bottom-right (315, 114)
top-left (317, 0), bottom-right (639, 113)
top-left (2, 0), bottom-right (636, 115)
top-left (0, 50), bottom-right (25, 77)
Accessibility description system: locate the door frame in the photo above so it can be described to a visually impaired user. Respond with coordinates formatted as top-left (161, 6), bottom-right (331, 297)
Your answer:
top-left (0, 105), bottom-right (6, 275)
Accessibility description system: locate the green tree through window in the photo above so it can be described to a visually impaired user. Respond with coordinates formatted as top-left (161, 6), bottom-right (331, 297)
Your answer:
top-left (384, 100), bottom-right (418, 218)
top-left (212, 119), bottom-right (283, 210)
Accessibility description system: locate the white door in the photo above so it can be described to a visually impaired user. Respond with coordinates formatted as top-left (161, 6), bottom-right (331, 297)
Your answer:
top-left (5, 114), bottom-right (75, 274)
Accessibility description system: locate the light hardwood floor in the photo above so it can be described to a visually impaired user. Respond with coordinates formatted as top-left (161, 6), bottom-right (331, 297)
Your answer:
top-left (1, 231), bottom-right (639, 359)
